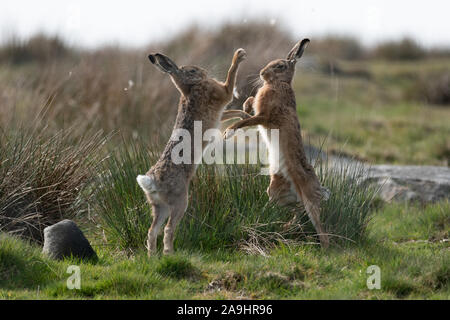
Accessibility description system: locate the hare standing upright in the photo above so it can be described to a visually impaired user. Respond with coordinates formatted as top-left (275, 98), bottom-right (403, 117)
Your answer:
top-left (223, 39), bottom-right (330, 248)
top-left (137, 48), bottom-right (247, 256)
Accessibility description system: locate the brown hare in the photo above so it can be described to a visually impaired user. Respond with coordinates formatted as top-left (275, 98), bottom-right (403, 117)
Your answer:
top-left (223, 39), bottom-right (330, 248)
top-left (137, 48), bottom-right (247, 256)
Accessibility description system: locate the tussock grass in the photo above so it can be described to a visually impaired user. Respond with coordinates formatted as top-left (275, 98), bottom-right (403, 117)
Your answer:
top-left (91, 138), bottom-right (377, 252)
top-left (89, 136), bottom-right (160, 250)
top-left (371, 38), bottom-right (426, 60)
top-left (318, 159), bottom-right (378, 243)
top-left (155, 255), bottom-right (198, 279)
top-left (0, 121), bottom-right (106, 243)
top-left (409, 72), bottom-right (450, 105)
top-left (0, 33), bottom-right (70, 65)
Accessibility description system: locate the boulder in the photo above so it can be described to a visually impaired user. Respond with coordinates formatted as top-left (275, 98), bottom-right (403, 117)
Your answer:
top-left (42, 219), bottom-right (97, 261)
top-left (366, 165), bottom-right (450, 202)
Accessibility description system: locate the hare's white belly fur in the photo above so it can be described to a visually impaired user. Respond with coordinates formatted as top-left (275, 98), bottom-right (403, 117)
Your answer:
top-left (258, 126), bottom-right (288, 177)
top-left (258, 126), bottom-right (302, 202)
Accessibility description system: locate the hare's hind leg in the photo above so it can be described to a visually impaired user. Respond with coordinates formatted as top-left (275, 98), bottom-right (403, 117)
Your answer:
top-left (300, 183), bottom-right (330, 249)
top-left (303, 199), bottom-right (329, 248)
top-left (287, 167), bottom-right (330, 248)
top-left (163, 192), bottom-right (188, 255)
top-left (267, 173), bottom-right (298, 206)
top-left (147, 203), bottom-right (169, 256)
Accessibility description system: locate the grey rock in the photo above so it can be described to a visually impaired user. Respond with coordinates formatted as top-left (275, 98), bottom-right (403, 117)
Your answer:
top-left (366, 165), bottom-right (450, 203)
top-left (327, 157), bottom-right (450, 203)
top-left (42, 219), bottom-right (97, 261)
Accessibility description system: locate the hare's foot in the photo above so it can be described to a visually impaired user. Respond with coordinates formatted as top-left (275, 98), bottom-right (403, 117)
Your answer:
top-left (234, 48), bottom-right (247, 64)
top-left (319, 234), bottom-right (330, 249)
top-left (147, 237), bottom-right (157, 257)
top-left (163, 230), bottom-right (175, 255)
top-left (146, 203), bottom-right (170, 258)
top-left (163, 248), bottom-right (174, 255)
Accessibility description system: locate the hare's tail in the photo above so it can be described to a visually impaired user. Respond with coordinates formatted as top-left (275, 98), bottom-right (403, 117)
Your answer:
top-left (137, 174), bottom-right (157, 193)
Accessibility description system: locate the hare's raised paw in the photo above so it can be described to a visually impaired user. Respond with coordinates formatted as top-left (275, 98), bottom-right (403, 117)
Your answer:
top-left (243, 96), bottom-right (254, 113)
top-left (234, 48), bottom-right (247, 63)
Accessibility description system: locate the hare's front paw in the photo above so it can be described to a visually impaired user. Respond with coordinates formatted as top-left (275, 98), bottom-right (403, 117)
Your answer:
top-left (234, 48), bottom-right (247, 63)
top-left (243, 96), bottom-right (254, 113)
top-left (223, 128), bottom-right (235, 140)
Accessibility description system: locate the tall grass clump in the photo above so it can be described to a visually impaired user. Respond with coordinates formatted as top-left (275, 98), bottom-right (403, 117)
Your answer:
top-left (90, 137), bottom-right (161, 251)
top-left (309, 35), bottom-right (366, 60)
top-left (240, 155), bottom-right (380, 251)
top-left (317, 158), bottom-right (379, 243)
top-left (93, 138), bottom-right (378, 253)
top-left (372, 37), bottom-right (426, 60)
top-left (176, 164), bottom-right (293, 251)
top-left (0, 122), bottom-right (105, 243)
top-left (91, 137), bottom-right (292, 251)
top-left (408, 72), bottom-right (450, 105)
top-left (0, 33), bottom-right (70, 65)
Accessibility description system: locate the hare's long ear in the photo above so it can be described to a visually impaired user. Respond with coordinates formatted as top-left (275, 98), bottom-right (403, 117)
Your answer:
top-left (287, 38), bottom-right (310, 62)
top-left (148, 53), bottom-right (179, 74)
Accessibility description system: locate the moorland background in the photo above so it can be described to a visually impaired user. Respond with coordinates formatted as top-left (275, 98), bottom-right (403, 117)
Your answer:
top-left (0, 21), bottom-right (449, 299)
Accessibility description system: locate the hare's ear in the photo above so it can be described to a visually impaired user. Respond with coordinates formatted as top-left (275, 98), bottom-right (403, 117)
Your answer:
top-left (287, 38), bottom-right (310, 62)
top-left (148, 53), bottom-right (179, 74)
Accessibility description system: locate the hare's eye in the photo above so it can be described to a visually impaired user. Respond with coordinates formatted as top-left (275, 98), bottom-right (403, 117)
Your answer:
top-left (189, 69), bottom-right (196, 74)
top-left (275, 64), bottom-right (285, 70)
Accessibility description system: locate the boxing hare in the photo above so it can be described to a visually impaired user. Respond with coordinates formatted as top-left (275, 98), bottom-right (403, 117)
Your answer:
top-left (223, 39), bottom-right (330, 248)
top-left (137, 48), bottom-right (247, 256)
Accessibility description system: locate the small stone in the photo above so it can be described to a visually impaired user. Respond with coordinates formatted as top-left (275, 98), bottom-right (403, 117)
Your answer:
top-left (42, 220), bottom-right (97, 261)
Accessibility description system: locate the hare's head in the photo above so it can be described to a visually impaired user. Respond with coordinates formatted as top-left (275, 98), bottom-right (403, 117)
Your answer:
top-left (260, 39), bottom-right (310, 84)
top-left (148, 53), bottom-right (207, 93)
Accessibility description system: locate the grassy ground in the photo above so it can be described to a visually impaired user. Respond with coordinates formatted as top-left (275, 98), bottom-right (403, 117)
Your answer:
top-left (1, 201), bottom-right (448, 300)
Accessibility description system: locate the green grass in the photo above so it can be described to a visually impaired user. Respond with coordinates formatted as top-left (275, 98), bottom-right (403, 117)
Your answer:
top-left (1, 201), bottom-right (448, 299)
top-left (369, 201), bottom-right (449, 242)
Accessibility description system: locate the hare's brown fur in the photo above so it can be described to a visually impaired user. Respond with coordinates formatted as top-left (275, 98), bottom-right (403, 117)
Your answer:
top-left (224, 40), bottom-right (329, 248)
top-left (138, 49), bottom-right (246, 256)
